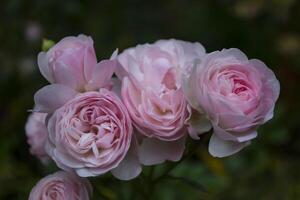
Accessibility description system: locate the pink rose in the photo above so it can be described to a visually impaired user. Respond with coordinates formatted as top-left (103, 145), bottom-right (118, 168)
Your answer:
top-left (117, 39), bottom-right (205, 165)
top-left (183, 48), bottom-right (280, 157)
top-left (25, 112), bottom-right (50, 163)
top-left (41, 89), bottom-right (140, 180)
top-left (29, 171), bottom-right (92, 200)
top-left (38, 34), bottom-right (117, 92)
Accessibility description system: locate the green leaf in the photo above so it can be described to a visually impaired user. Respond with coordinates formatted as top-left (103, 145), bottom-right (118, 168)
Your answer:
top-left (42, 39), bottom-right (55, 51)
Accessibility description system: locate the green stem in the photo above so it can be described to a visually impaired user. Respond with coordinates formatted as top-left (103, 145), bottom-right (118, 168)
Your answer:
top-left (148, 166), bottom-right (155, 181)
top-left (145, 166), bottom-right (156, 200)
top-left (165, 175), bottom-right (208, 193)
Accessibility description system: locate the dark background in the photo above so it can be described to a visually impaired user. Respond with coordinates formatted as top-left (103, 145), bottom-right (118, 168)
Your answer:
top-left (0, 0), bottom-right (300, 199)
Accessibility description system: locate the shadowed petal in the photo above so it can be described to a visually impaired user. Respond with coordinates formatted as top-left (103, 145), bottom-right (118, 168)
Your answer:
top-left (37, 52), bottom-right (54, 83)
top-left (34, 84), bottom-right (77, 113)
top-left (111, 138), bottom-right (141, 180)
top-left (138, 136), bottom-right (186, 165)
top-left (85, 60), bottom-right (116, 91)
top-left (187, 108), bottom-right (212, 140)
top-left (208, 133), bottom-right (250, 157)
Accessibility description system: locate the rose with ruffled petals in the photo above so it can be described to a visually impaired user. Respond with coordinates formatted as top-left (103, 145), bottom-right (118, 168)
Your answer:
top-left (25, 112), bottom-right (50, 163)
top-left (117, 39), bottom-right (206, 165)
top-left (183, 48), bottom-right (280, 157)
top-left (38, 34), bottom-right (117, 92)
top-left (29, 171), bottom-right (92, 200)
top-left (44, 89), bottom-right (140, 180)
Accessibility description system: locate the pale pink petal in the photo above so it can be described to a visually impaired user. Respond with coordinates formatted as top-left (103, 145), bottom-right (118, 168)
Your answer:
top-left (236, 131), bottom-right (257, 142)
top-left (112, 77), bottom-right (121, 98)
top-left (37, 52), bottom-right (54, 83)
top-left (187, 108), bottom-right (212, 140)
top-left (182, 60), bottom-right (203, 111)
top-left (76, 168), bottom-right (96, 177)
top-left (77, 34), bottom-right (91, 42)
top-left (115, 60), bottom-right (129, 79)
top-left (208, 133), bottom-right (250, 157)
top-left (52, 62), bottom-right (82, 89)
top-left (138, 136), bottom-right (186, 165)
top-left (216, 113), bottom-right (250, 130)
top-left (85, 60), bottom-right (116, 91)
top-left (83, 39), bottom-right (97, 81)
top-left (250, 59), bottom-right (280, 101)
top-left (53, 148), bottom-right (84, 169)
top-left (220, 48), bottom-right (249, 62)
top-left (110, 49), bottom-right (119, 59)
top-left (127, 56), bottom-right (144, 82)
top-left (111, 138), bottom-right (141, 180)
top-left (175, 39), bottom-right (206, 62)
top-left (34, 84), bottom-right (77, 113)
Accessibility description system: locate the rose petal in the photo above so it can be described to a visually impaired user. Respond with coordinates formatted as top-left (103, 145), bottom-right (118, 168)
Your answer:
top-left (111, 137), bottom-right (141, 180)
top-left (250, 59), bottom-right (280, 101)
top-left (37, 52), bottom-right (54, 83)
top-left (115, 60), bottom-right (129, 79)
top-left (127, 56), bottom-right (144, 82)
top-left (110, 49), bottom-right (119, 59)
top-left (186, 108), bottom-right (212, 140)
top-left (182, 60), bottom-right (203, 111)
top-left (208, 133), bottom-right (250, 157)
top-left (86, 60), bottom-right (116, 91)
top-left (175, 39), bottom-right (206, 63)
top-left (220, 48), bottom-right (249, 62)
top-left (52, 61), bottom-right (82, 89)
top-left (112, 77), bottom-right (122, 98)
top-left (236, 131), bottom-right (257, 142)
top-left (83, 37), bottom-right (97, 81)
top-left (138, 136), bottom-right (186, 165)
top-left (34, 84), bottom-right (77, 113)
top-left (76, 168), bottom-right (97, 177)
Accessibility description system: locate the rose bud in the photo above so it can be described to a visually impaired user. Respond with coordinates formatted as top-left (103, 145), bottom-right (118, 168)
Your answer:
top-left (37, 34), bottom-right (117, 92)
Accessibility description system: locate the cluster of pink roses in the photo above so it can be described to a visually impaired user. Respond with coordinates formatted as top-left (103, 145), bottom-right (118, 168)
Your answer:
top-left (25, 35), bottom-right (280, 199)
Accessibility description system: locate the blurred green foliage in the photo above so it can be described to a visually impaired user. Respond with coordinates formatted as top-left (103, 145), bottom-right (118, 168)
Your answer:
top-left (0, 0), bottom-right (300, 199)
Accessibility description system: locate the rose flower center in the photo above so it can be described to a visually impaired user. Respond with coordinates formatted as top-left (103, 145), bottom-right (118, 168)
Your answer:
top-left (68, 103), bottom-right (120, 157)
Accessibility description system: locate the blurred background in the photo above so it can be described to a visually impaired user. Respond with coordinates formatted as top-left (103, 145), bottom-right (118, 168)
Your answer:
top-left (0, 0), bottom-right (300, 199)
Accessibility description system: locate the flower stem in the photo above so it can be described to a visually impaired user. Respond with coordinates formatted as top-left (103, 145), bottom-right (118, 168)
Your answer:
top-left (143, 166), bottom-right (156, 200)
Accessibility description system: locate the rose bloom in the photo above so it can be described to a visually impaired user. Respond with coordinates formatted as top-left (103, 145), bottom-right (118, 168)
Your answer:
top-left (38, 34), bottom-right (116, 92)
top-left (29, 171), bottom-right (92, 200)
top-left (117, 39), bottom-right (206, 165)
top-left (183, 48), bottom-right (280, 157)
top-left (45, 89), bottom-right (139, 180)
top-left (25, 112), bottom-right (50, 163)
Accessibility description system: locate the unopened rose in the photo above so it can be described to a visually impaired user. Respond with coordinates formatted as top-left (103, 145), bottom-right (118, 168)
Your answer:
top-left (183, 48), bottom-right (280, 157)
top-left (45, 89), bottom-right (140, 180)
top-left (117, 39), bottom-right (206, 165)
top-left (37, 34), bottom-right (117, 92)
top-left (25, 112), bottom-right (50, 163)
top-left (29, 171), bottom-right (92, 200)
